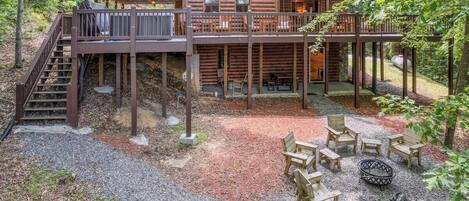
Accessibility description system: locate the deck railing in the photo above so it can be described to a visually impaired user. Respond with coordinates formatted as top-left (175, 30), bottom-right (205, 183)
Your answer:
top-left (76, 8), bottom-right (186, 41)
top-left (74, 9), bottom-right (434, 41)
top-left (16, 12), bottom-right (64, 121)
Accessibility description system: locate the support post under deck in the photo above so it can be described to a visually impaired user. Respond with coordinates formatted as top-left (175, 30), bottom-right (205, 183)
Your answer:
top-left (372, 42), bottom-right (377, 93)
top-left (324, 43), bottom-right (329, 95)
top-left (247, 10), bottom-right (253, 109)
top-left (411, 47), bottom-right (417, 94)
top-left (302, 34), bottom-right (308, 109)
top-left (380, 42), bottom-right (384, 81)
top-left (402, 48), bottom-right (408, 98)
top-left (162, 52), bottom-right (167, 118)
top-left (130, 7), bottom-right (137, 136)
top-left (116, 53), bottom-right (121, 107)
top-left (448, 39), bottom-right (454, 95)
top-left (185, 6), bottom-right (193, 138)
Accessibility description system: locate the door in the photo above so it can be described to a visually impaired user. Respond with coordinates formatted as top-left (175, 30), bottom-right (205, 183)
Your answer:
top-left (309, 47), bottom-right (325, 82)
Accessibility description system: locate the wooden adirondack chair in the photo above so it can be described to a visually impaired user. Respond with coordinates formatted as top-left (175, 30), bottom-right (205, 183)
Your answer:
top-left (325, 115), bottom-right (360, 154)
top-left (232, 74), bottom-right (247, 96)
top-left (282, 132), bottom-right (317, 175)
top-left (294, 169), bottom-right (341, 201)
top-left (387, 128), bottom-right (424, 168)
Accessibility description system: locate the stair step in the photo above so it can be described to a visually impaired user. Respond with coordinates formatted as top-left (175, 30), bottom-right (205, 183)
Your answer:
top-left (33, 91), bottom-right (67, 95)
top-left (40, 76), bottom-right (72, 79)
top-left (25, 107), bottom-right (67, 111)
top-left (29, 99), bottom-right (67, 103)
top-left (43, 69), bottom-right (72, 72)
top-left (37, 83), bottom-right (69, 87)
top-left (22, 115), bottom-right (67, 120)
top-left (48, 62), bottom-right (72, 65)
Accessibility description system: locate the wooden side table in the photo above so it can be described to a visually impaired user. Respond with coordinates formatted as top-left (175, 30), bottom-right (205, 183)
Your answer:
top-left (319, 148), bottom-right (341, 170)
top-left (361, 138), bottom-right (382, 155)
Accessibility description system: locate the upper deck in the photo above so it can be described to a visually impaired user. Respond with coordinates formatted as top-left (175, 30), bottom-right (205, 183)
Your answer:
top-left (68, 8), bottom-right (441, 54)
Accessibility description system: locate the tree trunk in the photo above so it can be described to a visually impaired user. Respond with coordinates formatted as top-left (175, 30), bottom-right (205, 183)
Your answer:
top-left (455, 15), bottom-right (469, 94)
top-left (14, 0), bottom-right (24, 68)
top-left (444, 126), bottom-right (455, 149)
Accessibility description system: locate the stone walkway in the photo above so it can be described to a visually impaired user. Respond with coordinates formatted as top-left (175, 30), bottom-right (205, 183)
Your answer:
top-left (19, 133), bottom-right (213, 201)
top-left (308, 95), bottom-right (355, 115)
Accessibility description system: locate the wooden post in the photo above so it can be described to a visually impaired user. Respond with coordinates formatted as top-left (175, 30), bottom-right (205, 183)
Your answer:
top-left (116, 53), bottom-right (121, 107)
top-left (259, 43), bottom-right (264, 94)
top-left (324, 44), bottom-right (329, 95)
top-left (162, 52), bottom-right (167, 118)
top-left (303, 34), bottom-right (308, 109)
top-left (130, 7), bottom-right (137, 136)
top-left (361, 42), bottom-right (366, 89)
top-left (99, 54), bottom-right (104, 86)
top-left (411, 47), bottom-right (417, 94)
top-left (247, 9), bottom-right (253, 109)
top-left (353, 14), bottom-right (361, 108)
top-left (292, 43), bottom-right (297, 93)
top-left (105, 0), bottom-right (109, 7)
top-left (67, 7), bottom-right (79, 127)
top-left (185, 6), bottom-right (193, 137)
top-left (372, 42), bottom-right (377, 93)
top-left (380, 42), bottom-right (384, 81)
top-left (402, 48), bottom-right (408, 98)
top-left (123, 53), bottom-right (128, 88)
top-left (448, 39), bottom-right (454, 95)
top-left (223, 44), bottom-right (228, 98)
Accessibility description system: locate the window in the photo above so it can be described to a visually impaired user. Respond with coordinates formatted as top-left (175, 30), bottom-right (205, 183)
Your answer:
top-left (205, 0), bottom-right (219, 12)
top-left (236, 0), bottom-right (249, 12)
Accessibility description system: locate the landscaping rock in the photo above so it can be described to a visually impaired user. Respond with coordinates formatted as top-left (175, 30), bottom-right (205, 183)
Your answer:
top-left (94, 86), bottom-right (114, 94)
top-left (166, 116), bottom-right (180, 126)
top-left (130, 134), bottom-right (149, 146)
top-left (165, 156), bottom-right (192, 169)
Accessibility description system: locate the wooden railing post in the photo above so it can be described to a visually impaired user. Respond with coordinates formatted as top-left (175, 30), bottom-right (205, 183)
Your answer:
top-left (67, 6), bottom-right (79, 127)
top-left (15, 83), bottom-right (24, 122)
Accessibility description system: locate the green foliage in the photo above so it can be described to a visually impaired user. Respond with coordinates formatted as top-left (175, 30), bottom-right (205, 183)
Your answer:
top-left (0, 0), bottom-right (81, 41)
top-left (165, 123), bottom-right (185, 135)
top-left (26, 168), bottom-right (74, 199)
top-left (423, 149), bottom-right (469, 201)
top-left (373, 88), bottom-right (469, 144)
top-left (196, 132), bottom-right (208, 143)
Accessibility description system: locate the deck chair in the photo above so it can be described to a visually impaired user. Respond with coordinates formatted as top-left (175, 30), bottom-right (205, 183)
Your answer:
top-left (276, 16), bottom-right (291, 32)
top-left (232, 74), bottom-right (247, 96)
top-left (325, 115), bottom-right (359, 154)
top-left (387, 128), bottom-right (424, 168)
top-left (282, 132), bottom-right (317, 175)
top-left (294, 169), bottom-right (341, 201)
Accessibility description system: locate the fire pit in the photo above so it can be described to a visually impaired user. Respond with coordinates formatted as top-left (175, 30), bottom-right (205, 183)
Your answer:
top-left (359, 159), bottom-right (395, 189)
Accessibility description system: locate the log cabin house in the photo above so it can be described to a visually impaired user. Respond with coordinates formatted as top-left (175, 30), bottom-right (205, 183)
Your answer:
top-left (15, 0), bottom-right (452, 138)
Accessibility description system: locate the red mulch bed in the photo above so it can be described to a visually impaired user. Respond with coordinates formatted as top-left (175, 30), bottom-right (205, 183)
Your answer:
top-left (329, 95), bottom-right (381, 115)
top-left (195, 97), bottom-right (318, 116)
top-left (174, 116), bottom-right (325, 200)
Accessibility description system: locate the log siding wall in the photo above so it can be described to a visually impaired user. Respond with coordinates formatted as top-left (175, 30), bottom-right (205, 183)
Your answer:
top-left (197, 43), bottom-right (342, 85)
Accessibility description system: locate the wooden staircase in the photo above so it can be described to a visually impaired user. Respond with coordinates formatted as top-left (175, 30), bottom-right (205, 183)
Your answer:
top-left (21, 39), bottom-right (72, 123)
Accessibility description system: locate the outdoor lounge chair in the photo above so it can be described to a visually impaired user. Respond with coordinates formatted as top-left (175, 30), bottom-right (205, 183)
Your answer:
top-left (281, 132), bottom-right (317, 175)
top-left (232, 74), bottom-right (247, 96)
top-left (294, 169), bottom-right (341, 201)
top-left (387, 128), bottom-right (424, 168)
top-left (325, 115), bottom-right (360, 154)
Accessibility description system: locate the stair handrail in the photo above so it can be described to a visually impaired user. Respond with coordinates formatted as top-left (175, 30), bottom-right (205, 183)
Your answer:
top-left (15, 12), bottom-right (64, 122)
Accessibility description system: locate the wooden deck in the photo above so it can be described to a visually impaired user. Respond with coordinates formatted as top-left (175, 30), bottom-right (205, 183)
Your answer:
top-left (71, 8), bottom-right (441, 54)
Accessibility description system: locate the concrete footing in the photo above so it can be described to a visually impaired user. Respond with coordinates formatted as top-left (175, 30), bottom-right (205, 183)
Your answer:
top-left (179, 133), bottom-right (197, 145)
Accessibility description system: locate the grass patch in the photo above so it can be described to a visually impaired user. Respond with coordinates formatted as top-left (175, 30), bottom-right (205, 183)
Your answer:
top-left (26, 168), bottom-right (75, 199)
top-left (176, 142), bottom-right (192, 150)
top-left (354, 58), bottom-right (448, 99)
top-left (165, 123), bottom-right (185, 135)
top-left (196, 132), bottom-right (208, 143)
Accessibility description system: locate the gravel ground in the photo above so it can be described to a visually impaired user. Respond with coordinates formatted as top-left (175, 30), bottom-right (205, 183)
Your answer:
top-left (266, 115), bottom-right (449, 201)
top-left (18, 132), bottom-right (213, 201)
top-left (308, 95), bottom-right (354, 115)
